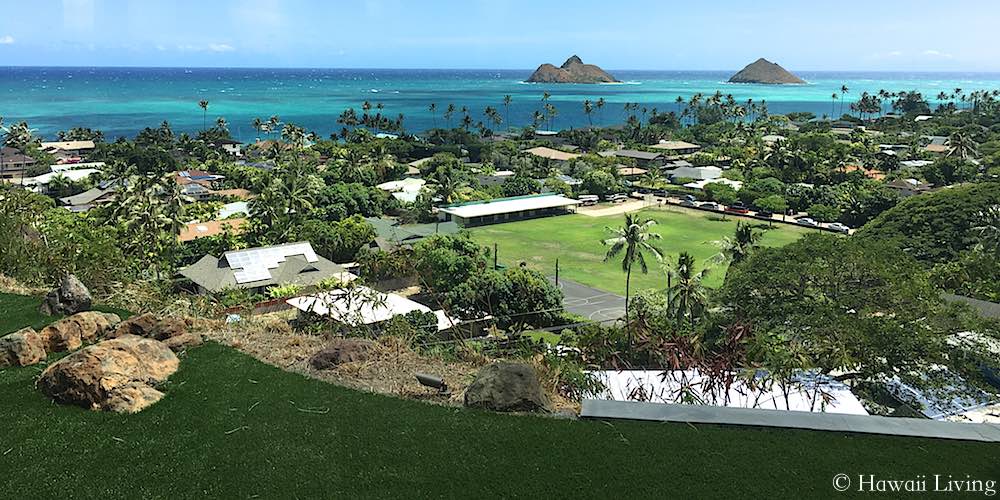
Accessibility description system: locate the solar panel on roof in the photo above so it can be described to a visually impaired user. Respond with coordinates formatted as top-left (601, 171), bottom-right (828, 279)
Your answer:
top-left (225, 242), bottom-right (319, 284)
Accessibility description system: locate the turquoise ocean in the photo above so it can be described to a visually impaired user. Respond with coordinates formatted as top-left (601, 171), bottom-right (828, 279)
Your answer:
top-left (3, 67), bottom-right (1000, 142)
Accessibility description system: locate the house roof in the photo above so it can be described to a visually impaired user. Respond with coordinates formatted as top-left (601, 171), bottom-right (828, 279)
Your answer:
top-left (59, 185), bottom-right (117, 206)
top-left (40, 140), bottom-right (96, 151)
top-left (439, 193), bottom-right (580, 219)
top-left (669, 166), bottom-right (722, 180)
top-left (0, 147), bottom-right (37, 166)
top-left (587, 370), bottom-right (868, 415)
top-left (365, 217), bottom-right (460, 244)
top-left (599, 149), bottom-right (662, 161)
top-left (178, 218), bottom-right (247, 242)
top-left (684, 178), bottom-right (743, 191)
top-left (23, 168), bottom-right (100, 187)
top-left (617, 166), bottom-right (648, 176)
top-left (177, 241), bottom-right (352, 292)
top-left (649, 140), bottom-right (701, 151)
top-left (286, 287), bottom-right (458, 331)
top-left (524, 146), bottom-right (580, 161)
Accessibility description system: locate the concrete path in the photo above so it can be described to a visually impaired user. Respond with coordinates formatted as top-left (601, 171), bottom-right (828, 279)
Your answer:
top-left (581, 399), bottom-right (1000, 442)
top-left (551, 278), bottom-right (625, 323)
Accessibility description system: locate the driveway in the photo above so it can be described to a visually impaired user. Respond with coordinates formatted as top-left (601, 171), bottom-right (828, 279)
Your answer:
top-left (550, 277), bottom-right (625, 323)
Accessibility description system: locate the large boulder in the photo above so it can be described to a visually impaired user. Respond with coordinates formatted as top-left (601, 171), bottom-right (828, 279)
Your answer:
top-left (0, 328), bottom-right (47, 367)
top-left (37, 335), bottom-right (179, 413)
top-left (38, 311), bottom-right (121, 353)
top-left (309, 338), bottom-right (374, 370)
top-left (463, 363), bottom-right (550, 412)
top-left (39, 275), bottom-right (93, 316)
top-left (110, 314), bottom-right (201, 352)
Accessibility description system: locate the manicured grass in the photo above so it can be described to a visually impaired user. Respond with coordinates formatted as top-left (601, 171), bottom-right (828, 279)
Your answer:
top-left (2, 293), bottom-right (997, 498)
top-left (0, 293), bottom-right (131, 335)
top-left (470, 207), bottom-right (810, 293)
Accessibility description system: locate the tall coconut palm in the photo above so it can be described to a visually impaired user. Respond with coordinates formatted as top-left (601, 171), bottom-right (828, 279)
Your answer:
top-left (603, 214), bottom-right (663, 340)
top-left (713, 221), bottom-right (761, 267)
top-left (666, 252), bottom-right (710, 327)
top-left (267, 115), bottom-right (281, 139)
top-left (502, 94), bottom-right (512, 129)
top-left (198, 100), bottom-right (209, 130)
top-left (428, 103), bottom-right (438, 129)
top-left (839, 85), bottom-right (849, 117)
top-left (830, 93), bottom-right (838, 119)
top-left (948, 131), bottom-right (978, 159)
top-left (583, 99), bottom-right (594, 127)
top-left (444, 104), bottom-right (456, 128)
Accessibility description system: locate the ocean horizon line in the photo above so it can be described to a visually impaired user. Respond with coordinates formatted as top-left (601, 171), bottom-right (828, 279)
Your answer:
top-left (5, 65), bottom-right (1000, 75)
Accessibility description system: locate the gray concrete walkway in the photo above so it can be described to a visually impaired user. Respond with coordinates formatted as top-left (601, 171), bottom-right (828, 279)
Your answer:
top-left (581, 399), bottom-right (1000, 442)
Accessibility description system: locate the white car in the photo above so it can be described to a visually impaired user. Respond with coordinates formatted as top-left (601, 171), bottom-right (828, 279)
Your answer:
top-left (797, 217), bottom-right (818, 227)
top-left (827, 222), bottom-right (851, 234)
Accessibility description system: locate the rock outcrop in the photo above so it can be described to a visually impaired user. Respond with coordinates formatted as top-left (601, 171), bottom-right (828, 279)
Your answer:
top-left (310, 338), bottom-right (374, 370)
top-left (0, 328), bottom-right (47, 367)
top-left (526, 55), bottom-right (619, 84)
top-left (39, 275), bottom-right (93, 316)
top-left (38, 311), bottom-right (121, 353)
top-left (37, 335), bottom-right (179, 413)
top-left (728, 58), bottom-right (805, 84)
top-left (463, 362), bottom-right (550, 412)
top-left (110, 313), bottom-right (201, 352)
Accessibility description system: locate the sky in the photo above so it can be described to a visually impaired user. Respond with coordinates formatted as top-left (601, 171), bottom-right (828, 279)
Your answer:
top-left (0, 0), bottom-right (998, 71)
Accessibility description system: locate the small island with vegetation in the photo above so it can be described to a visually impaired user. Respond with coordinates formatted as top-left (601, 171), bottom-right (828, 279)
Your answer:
top-left (526, 55), bottom-right (619, 84)
top-left (728, 58), bottom-right (806, 84)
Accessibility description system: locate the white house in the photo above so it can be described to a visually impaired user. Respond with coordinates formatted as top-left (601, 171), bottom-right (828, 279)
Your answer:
top-left (669, 165), bottom-right (722, 181)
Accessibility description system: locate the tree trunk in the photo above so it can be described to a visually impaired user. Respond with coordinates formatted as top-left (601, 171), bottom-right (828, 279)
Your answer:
top-left (625, 264), bottom-right (631, 347)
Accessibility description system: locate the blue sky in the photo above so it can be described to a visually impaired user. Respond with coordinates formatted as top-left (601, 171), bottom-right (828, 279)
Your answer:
top-left (1, 0), bottom-right (998, 71)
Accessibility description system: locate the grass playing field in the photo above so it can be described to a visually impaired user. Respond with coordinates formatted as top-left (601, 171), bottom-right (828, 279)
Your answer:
top-left (2, 292), bottom-right (997, 498)
top-left (469, 206), bottom-right (810, 294)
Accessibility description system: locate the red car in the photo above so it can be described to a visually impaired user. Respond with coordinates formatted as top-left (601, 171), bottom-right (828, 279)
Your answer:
top-left (724, 204), bottom-right (750, 214)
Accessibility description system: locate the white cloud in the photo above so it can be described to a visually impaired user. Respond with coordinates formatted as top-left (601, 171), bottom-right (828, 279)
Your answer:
top-left (175, 43), bottom-right (236, 53)
top-left (888, 50), bottom-right (903, 57)
top-left (923, 49), bottom-right (954, 59)
top-left (0, 35), bottom-right (14, 45)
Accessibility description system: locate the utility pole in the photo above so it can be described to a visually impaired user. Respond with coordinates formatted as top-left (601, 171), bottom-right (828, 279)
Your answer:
top-left (555, 258), bottom-right (559, 286)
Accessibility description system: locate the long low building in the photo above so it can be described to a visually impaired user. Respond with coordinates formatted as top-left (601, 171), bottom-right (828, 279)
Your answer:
top-left (438, 193), bottom-right (581, 227)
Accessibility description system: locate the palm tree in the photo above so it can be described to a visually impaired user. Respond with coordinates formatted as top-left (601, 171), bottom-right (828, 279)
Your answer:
top-left (713, 221), bottom-right (761, 267)
top-left (948, 131), bottom-right (978, 159)
top-left (602, 214), bottom-right (663, 340)
top-left (198, 100), bottom-right (209, 130)
top-left (429, 103), bottom-right (438, 128)
top-left (215, 117), bottom-right (228, 134)
top-left (444, 104), bottom-right (456, 128)
top-left (596, 97), bottom-right (606, 123)
top-left (839, 85), bottom-right (849, 117)
top-left (583, 100), bottom-right (594, 127)
top-left (251, 117), bottom-right (264, 140)
top-left (831, 93), bottom-right (838, 119)
top-left (973, 205), bottom-right (1000, 254)
top-left (502, 95), bottom-right (512, 129)
top-left (666, 252), bottom-right (710, 327)
top-left (268, 115), bottom-right (281, 139)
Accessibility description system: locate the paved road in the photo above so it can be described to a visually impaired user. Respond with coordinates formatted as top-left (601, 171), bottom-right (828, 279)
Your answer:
top-left (550, 277), bottom-right (625, 323)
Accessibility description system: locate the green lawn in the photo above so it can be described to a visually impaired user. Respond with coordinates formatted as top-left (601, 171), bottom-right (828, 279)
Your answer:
top-left (470, 207), bottom-right (810, 293)
top-left (2, 293), bottom-right (998, 497)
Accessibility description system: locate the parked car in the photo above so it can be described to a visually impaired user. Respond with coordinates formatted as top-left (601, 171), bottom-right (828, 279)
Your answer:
top-left (797, 217), bottom-right (818, 227)
top-left (680, 199), bottom-right (697, 207)
top-left (578, 194), bottom-right (599, 206)
top-left (607, 194), bottom-right (628, 203)
top-left (827, 222), bottom-right (851, 234)
top-left (725, 204), bottom-right (750, 214)
top-left (699, 202), bottom-right (721, 211)
top-left (654, 189), bottom-right (670, 198)
top-left (682, 194), bottom-right (697, 202)
top-left (756, 209), bottom-right (774, 219)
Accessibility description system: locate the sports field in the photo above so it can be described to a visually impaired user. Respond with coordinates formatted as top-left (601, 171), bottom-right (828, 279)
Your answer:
top-left (470, 207), bottom-right (809, 293)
